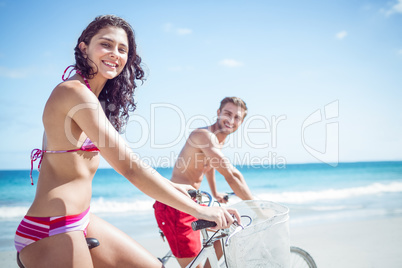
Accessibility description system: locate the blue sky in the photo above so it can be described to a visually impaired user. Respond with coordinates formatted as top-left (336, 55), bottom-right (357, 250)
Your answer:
top-left (0, 0), bottom-right (401, 169)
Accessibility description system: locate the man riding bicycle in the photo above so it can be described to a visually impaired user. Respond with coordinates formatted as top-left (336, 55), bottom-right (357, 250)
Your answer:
top-left (154, 97), bottom-right (254, 268)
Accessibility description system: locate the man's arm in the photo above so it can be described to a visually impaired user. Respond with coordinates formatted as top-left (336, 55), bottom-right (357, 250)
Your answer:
top-left (191, 130), bottom-right (253, 200)
top-left (205, 168), bottom-right (229, 203)
top-left (216, 160), bottom-right (253, 200)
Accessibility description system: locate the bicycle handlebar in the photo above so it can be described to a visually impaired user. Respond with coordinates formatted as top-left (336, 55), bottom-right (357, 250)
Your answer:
top-left (188, 189), bottom-right (197, 199)
top-left (191, 219), bottom-right (217, 231)
top-left (188, 190), bottom-right (235, 231)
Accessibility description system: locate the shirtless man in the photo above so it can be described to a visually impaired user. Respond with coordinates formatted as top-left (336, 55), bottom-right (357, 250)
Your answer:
top-left (154, 97), bottom-right (253, 268)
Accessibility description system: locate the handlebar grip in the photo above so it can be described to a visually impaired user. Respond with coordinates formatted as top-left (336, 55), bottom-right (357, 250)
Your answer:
top-left (224, 192), bottom-right (235, 202)
top-left (191, 220), bottom-right (217, 231)
top-left (188, 190), bottom-right (197, 198)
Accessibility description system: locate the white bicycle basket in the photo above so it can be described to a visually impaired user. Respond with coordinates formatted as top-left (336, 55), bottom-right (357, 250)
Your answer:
top-left (224, 200), bottom-right (290, 268)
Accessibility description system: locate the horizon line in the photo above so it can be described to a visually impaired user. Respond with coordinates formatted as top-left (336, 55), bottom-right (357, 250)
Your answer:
top-left (1, 159), bottom-right (401, 172)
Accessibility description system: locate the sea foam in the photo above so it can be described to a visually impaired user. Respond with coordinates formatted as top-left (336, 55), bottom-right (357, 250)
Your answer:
top-left (256, 181), bottom-right (402, 204)
top-left (2, 182), bottom-right (401, 219)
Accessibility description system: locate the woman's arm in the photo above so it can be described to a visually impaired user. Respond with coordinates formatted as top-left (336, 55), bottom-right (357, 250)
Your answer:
top-left (61, 84), bottom-right (239, 228)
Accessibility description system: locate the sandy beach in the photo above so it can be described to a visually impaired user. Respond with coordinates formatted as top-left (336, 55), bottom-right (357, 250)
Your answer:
top-left (2, 216), bottom-right (401, 268)
top-left (289, 216), bottom-right (402, 268)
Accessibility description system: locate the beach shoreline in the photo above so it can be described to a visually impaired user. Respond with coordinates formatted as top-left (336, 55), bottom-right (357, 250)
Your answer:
top-left (2, 215), bottom-right (401, 268)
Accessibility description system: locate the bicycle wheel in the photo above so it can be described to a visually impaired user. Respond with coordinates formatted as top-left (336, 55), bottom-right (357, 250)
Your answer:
top-left (290, 246), bottom-right (317, 268)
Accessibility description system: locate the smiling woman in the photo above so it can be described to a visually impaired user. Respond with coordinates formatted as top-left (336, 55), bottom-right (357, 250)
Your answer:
top-left (13, 15), bottom-right (239, 268)
top-left (74, 15), bottom-right (144, 133)
top-left (79, 27), bottom-right (129, 79)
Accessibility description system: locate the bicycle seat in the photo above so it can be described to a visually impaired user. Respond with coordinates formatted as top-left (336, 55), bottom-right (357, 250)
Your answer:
top-left (86, 237), bottom-right (100, 249)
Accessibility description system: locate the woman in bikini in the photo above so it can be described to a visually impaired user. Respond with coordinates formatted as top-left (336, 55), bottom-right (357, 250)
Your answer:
top-left (14, 15), bottom-right (238, 267)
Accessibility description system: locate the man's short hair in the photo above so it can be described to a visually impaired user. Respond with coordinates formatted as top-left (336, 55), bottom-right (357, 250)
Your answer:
top-left (219, 97), bottom-right (248, 119)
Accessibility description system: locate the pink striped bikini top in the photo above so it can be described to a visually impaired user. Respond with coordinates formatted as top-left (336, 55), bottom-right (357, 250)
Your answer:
top-left (30, 66), bottom-right (100, 185)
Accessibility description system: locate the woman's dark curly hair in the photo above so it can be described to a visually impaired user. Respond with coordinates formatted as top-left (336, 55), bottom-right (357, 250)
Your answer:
top-left (74, 15), bottom-right (145, 133)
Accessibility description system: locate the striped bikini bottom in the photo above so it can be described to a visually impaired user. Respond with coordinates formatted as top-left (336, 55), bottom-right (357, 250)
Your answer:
top-left (14, 207), bottom-right (90, 252)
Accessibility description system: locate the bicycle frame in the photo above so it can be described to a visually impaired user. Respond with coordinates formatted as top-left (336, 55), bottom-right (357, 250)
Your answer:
top-left (186, 239), bottom-right (219, 268)
top-left (186, 191), bottom-right (230, 268)
top-left (160, 221), bottom-right (230, 268)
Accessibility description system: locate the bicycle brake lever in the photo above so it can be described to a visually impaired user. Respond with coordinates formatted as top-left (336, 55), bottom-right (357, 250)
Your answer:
top-left (225, 222), bottom-right (244, 246)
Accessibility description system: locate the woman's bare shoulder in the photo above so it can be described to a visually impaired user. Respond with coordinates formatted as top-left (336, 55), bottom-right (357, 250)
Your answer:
top-left (51, 80), bottom-right (96, 102)
top-left (44, 80), bottom-right (98, 116)
top-left (52, 80), bottom-right (92, 97)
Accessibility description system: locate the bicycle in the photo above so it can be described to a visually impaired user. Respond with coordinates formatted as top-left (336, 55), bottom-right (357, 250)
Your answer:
top-left (158, 190), bottom-right (317, 268)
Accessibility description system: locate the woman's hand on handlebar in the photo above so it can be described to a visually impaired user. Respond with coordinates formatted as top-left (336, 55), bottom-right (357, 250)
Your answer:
top-left (170, 182), bottom-right (195, 198)
top-left (196, 206), bottom-right (241, 230)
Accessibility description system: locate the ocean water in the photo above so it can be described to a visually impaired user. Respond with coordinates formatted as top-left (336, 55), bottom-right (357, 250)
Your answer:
top-left (1, 161), bottom-right (402, 251)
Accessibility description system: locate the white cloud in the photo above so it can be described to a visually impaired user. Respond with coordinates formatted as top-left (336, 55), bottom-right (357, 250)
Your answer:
top-left (382, 0), bottom-right (402, 16)
top-left (397, 49), bottom-right (402, 55)
top-left (0, 66), bottom-right (33, 79)
top-left (335, 31), bottom-right (348, 40)
top-left (176, 28), bottom-right (192, 35)
top-left (219, 59), bottom-right (243, 67)
top-left (163, 23), bottom-right (193, 36)
top-left (0, 65), bottom-right (58, 79)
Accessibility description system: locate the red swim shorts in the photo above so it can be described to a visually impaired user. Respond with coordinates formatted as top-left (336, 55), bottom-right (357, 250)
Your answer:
top-left (153, 201), bottom-right (201, 258)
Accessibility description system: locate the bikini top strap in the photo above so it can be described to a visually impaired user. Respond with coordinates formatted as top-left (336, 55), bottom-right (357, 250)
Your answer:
top-left (29, 147), bottom-right (83, 185)
top-left (61, 65), bottom-right (92, 91)
top-left (62, 65), bottom-right (76, 81)
top-left (30, 149), bottom-right (45, 185)
top-left (75, 70), bottom-right (91, 91)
